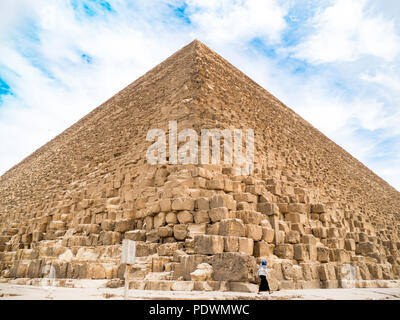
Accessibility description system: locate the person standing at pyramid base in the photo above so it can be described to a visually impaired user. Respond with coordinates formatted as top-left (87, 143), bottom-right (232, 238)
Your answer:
top-left (257, 259), bottom-right (272, 294)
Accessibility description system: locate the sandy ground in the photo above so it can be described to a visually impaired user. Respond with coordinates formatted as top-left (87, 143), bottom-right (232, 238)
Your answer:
top-left (1, 283), bottom-right (400, 300)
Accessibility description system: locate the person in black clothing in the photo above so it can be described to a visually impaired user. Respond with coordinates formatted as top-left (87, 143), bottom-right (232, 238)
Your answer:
top-left (257, 259), bottom-right (272, 294)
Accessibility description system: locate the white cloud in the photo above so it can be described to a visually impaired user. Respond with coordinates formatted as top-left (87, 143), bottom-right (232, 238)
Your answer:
top-left (186, 0), bottom-right (288, 44)
top-left (292, 0), bottom-right (400, 63)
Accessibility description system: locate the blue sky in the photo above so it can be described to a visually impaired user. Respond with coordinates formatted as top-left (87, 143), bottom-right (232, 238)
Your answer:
top-left (0, 0), bottom-right (400, 190)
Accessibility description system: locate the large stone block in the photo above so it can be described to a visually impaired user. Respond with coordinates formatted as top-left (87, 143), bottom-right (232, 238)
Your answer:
top-left (159, 198), bottom-right (172, 212)
top-left (210, 194), bottom-right (236, 210)
top-left (157, 242), bottom-right (181, 256)
top-left (294, 244), bottom-right (310, 261)
top-left (253, 241), bottom-right (274, 257)
top-left (124, 230), bottom-right (146, 241)
top-left (236, 210), bottom-right (263, 225)
top-left (274, 244), bottom-right (294, 259)
top-left (173, 224), bottom-right (188, 240)
top-left (193, 235), bottom-right (224, 254)
top-left (319, 263), bottom-right (337, 281)
top-left (194, 210), bottom-right (210, 224)
top-left (224, 236), bottom-right (239, 252)
top-left (219, 219), bottom-right (246, 237)
top-left (211, 252), bottom-right (257, 282)
top-left (262, 227), bottom-right (275, 243)
top-left (317, 247), bottom-right (330, 263)
top-left (238, 237), bottom-right (254, 255)
top-left (172, 198), bottom-right (195, 211)
top-left (245, 224), bottom-right (263, 241)
top-left (285, 230), bottom-right (301, 244)
top-left (180, 254), bottom-right (207, 280)
top-left (177, 211), bottom-right (193, 224)
top-left (209, 207), bottom-right (233, 222)
top-left (257, 203), bottom-right (279, 216)
top-left (196, 198), bottom-right (210, 211)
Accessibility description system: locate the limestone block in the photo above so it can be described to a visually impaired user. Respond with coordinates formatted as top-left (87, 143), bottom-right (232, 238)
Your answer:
top-left (194, 235), bottom-right (224, 254)
top-left (181, 254), bottom-right (207, 280)
top-left (115, 219), bottom-right (134, 232)
top-left (237, 202), bottom-right (252, 211)
top-left (187, 223), bottom-right (207, 238)
top-left (172, 198), bottom-right (195, 211)
top-left (99, 231), bottom-right (121, 245)
top-left (306, 244), bottom-right (318, 261)
top-left (319, 263), bottom-right (337, 281)
top-left (291, 223), bottom-right (305, 235)
top-left (194, 210), bottom-right (210, 224)
top-left (312, 227), bottom-right (327, 239)
top-left (166, 212), bottom-right (178, 224)
top-left (233, 193), bottom-right (257, 203)
top-left (274, 230), bottom-right (285, 244)
top-left (49, 221), bottom-right (65, 231)
top-left (196, 198), bottom-right (210, 211)
top-left (177, 211), bottom-right (193, 224)
top-left (224, 179), bottom-right (233, 192)
top-left (262, 228), bottom-right (275, 243)
top-left (317, 247), bottom-right (330, 263)
top-left (219, 219), bottom-right (246, 237)
top-left (274, 244), bottom-right (294, 259)
top-left (211, 252), bottom-right (257, 282)
top-left (190, 263), bottom-right (213, 281)
top-left (236, 210), bottom-right (263, 225)
top-left (157, 226), bottom-right (173, 238)
top-left (210, 194), bottom-right (236, 210)
top-left (145, 229), bottom-right (160, 243)
top-left (159, 199), bottom-right (172, 212)
top-left (285, 213), bottom-right (305, 224)
top-left (171, 281), bottom-right (195, 291)
top-left (311, 204), bottom-right (325, 213)
top-left (254, 241), bottom-right (274, 257)
top-left (206, 223), bottom-right (220, 235)
top-left (238, 237), bottom-right (254, 255)
top-left (285, 230), bottom-right (301, 244)
top-left (257, 203), bottom-right (279, 216)
top-left (152, 256), bottom-right (172, 272)
top-left (224, 236), bottom-right (239, 252)
top-left (356, 242), bottom-right (376, 255)
top-left (101, 219), bottom-right (115, 231)
top-left (173, 224), bottom-right (188, 240)
top-left (245, 224), bottom-right (263, 241)
top-left (207, 179), bottom-right (224, 190)
top-left (125, 230), bottom-right (146, 241)
top-left (209, 207), bottom-right (233, 222)
top-left (153, 212), bottom-right (166, 228)
top-left (157, 242), bottom-right (181, 256)
top-left (143, 216), bottom-right (153, 231)
top-left (302, 234), bottom-right (318, 246)
top-left (288, 203), bottom-right (309, 214)
top-left (279, 221), bottom-right (290, 233)
top-left (294, 244), bottom-right (310, 261)
top-left (282, 261), bottom-right (303, 281)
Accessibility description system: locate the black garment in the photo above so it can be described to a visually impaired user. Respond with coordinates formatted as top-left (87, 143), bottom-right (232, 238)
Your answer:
top-left (259, 275), bottom-right (270, 292)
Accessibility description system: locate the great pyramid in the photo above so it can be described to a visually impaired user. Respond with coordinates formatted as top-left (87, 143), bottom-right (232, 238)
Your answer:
top-left (1, 40), bottom-right (400, 292)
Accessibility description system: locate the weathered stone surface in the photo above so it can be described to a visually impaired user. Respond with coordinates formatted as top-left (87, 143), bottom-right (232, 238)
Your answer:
top-left (253, 241), bottom-right (274, 257)
top-left (190, 263), bottom-right (213, 281)
top-left (194, 235), bottom-right (224, 254)
top-left (211, 253), bottom-right (256, 282)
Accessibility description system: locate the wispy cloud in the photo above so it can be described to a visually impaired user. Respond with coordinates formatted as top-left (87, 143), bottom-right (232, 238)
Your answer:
top-left (0, 0), bottom-right (399, 191)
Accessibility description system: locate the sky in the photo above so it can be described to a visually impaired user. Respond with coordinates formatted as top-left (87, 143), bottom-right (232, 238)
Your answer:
top-left (0, 0), bottom-right (399, 191)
